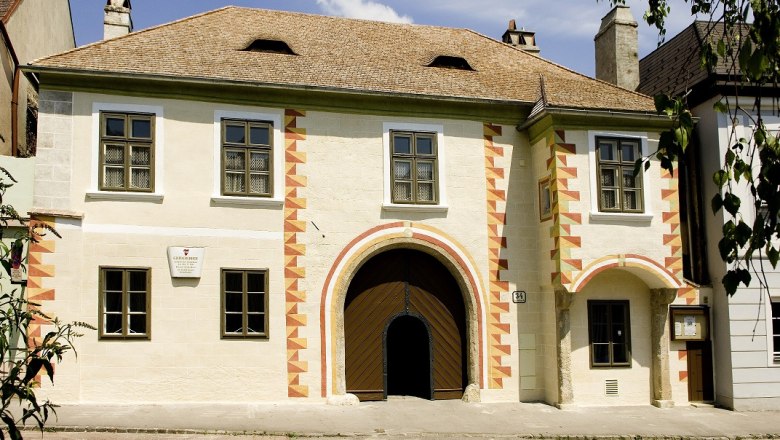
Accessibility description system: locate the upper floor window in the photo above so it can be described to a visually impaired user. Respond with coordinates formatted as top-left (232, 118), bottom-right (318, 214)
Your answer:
top-left (596, 137), bottom-right (643, 213)
top-left (99, 267), bottom-right (151, 340)
top-left (391, 131), bottom-right (438, 204)
top-left (99, 112), bottom-right (155, 192)
top-left (221, 119), bottom-right (273, 197)
top-left (588, 300), bottom-right (631, 367)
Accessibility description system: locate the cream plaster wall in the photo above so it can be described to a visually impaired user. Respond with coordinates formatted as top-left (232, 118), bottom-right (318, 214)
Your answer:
top-left (36, 92), bottom-right (541, 403)
top-left (569, 270), bottom-right (652, 406)
top-left (562, 130), bottom-right (671, 267)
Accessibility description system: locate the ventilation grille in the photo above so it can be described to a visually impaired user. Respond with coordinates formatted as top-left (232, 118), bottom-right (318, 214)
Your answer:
top-left (605, 379), bottom-right (619, 396)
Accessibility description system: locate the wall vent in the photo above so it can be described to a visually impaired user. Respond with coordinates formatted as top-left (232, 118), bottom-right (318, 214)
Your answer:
top-left (605, 379), bottom-right (619, 396)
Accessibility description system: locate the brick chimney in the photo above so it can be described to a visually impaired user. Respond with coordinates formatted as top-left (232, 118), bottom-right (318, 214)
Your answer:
top-left (594, 5), bottom-right (639, 90)
top-left (104, 0), bottom-right (132, 40)
top-left (502, 19), bottom-right (540, 54)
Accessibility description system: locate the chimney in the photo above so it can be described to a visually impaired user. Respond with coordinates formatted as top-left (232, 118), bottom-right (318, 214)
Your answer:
top-left (502, 19), bottom-right (540, 54)
top-left (594, 5), bottom-right (639, 90)
top-left (104, 0), bottom-right (132, 40)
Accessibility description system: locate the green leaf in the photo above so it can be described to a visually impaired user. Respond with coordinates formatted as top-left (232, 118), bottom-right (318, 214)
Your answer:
top-left (725, 149), bottom-right (736, 166)
top-left (735, 221), bottom-right (752, 247)
top-left (723, 193), bottom-right (741, 216)
top-left (675, 126), bottom-right (689, 150)
top-left (712, 193), bottom-right (723, 214)
top-left (713, 170), bottom-right (729, 188)
top-left (722, 271), bottom-right (740, 295)
top-left (713, 101), bottom-right (728, 113)
top-left (768, 247), bottom-right (780, 268)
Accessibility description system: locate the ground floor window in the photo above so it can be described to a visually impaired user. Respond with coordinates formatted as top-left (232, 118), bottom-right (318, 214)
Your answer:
top-left (221, 269), bottom-right (268, 338)
top-left (772, 299), bottom-right (779, 363)
top-left (588, 300), bottom-right (631, 367)
top-left (99, 267), bottom-right (150, 339)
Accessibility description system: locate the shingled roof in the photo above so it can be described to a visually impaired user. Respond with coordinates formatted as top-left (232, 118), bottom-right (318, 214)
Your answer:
top-left (0, 0), bottom-right (20, 22)
top-left (32, 6), bottom-right (655, 113)
top-left (638, 21), bottom-right (749, 98)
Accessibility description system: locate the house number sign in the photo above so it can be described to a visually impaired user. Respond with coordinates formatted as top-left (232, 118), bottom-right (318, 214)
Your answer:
top-left (167, 247), bottom-right (206, 278)
top-left (512, 290), bottom-right (527, 304)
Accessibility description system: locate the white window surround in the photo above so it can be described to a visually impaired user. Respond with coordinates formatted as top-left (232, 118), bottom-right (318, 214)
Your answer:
top-left (382, 122), bottom-right (448, 212)
top-left (587, 130), bottom-right (654, 223)
top-left (767, 295), bottom-right (780, 367)
top-left (212, 109), bottom-right (284, 208)
top-left (87, 102), bottom-right (165, 201)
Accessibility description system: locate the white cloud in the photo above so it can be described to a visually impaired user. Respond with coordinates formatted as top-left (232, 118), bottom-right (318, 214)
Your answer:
top-left (316, 0), bottom-right (413, 23)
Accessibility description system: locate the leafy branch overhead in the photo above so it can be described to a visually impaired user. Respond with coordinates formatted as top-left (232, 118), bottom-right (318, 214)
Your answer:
top-left (610, 0), bottom-right (780, 295)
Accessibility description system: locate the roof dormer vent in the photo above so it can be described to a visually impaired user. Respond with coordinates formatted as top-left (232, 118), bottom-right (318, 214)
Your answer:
top-left (427, 55), bottom-right (474, 71)
top-left (243, 39), bottom-right (297, 55)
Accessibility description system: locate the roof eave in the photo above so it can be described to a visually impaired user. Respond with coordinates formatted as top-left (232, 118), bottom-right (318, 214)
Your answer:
top-left (520, 106), bottom-right (674, 144)
top-left (24, 64), bottom-right (530, 108)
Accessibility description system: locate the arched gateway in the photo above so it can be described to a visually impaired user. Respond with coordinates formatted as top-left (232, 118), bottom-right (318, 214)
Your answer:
top-left (345, 249), bottom-right (466, 400)
top-left (319, 223), bottom-right (486, 400)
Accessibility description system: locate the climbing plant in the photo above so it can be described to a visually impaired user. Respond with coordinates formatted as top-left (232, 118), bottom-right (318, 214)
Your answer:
top-left (0, 167), bottom-right (92, 439)
top-left (609, 0), bottom-right (780, 295)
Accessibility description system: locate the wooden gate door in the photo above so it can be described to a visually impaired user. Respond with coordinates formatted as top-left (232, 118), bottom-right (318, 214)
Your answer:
top-left (686, 341), bottom-right (714, 401)
top-left (345, 249), bottom-right (466, 401)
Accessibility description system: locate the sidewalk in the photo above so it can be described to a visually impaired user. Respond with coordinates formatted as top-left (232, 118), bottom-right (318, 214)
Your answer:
top-left (31, 397), bottom-right (780, 439)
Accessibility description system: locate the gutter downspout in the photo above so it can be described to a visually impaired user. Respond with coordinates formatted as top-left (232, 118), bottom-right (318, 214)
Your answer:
top-left (0, 20), bottom-right (20, 156)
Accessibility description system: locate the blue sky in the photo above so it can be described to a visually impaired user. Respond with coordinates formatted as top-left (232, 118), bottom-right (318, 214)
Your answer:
top-left (70, 0), bottom-right (698, 76)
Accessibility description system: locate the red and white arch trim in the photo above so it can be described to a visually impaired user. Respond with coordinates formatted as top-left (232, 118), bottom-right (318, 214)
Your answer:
top-left (319, 222), bottom-right (488, 397)
top-left (570, 254), bottom-right (685, 293)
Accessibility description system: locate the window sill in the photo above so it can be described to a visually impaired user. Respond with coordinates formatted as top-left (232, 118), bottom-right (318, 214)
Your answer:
top-left (382, 203), bottom-right (449, 213)
top-left (589, 212), bottom-right (653, 224)
top-left (211, 196), bottom-right (284, 208)
top-left (86, 191), bottom-right (164, 203)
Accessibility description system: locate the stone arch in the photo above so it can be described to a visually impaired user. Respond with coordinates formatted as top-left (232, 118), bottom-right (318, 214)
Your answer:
top-left (570, 254), bottom-right (684, 293)
top-left (319, 222), bottom-right (486, 398)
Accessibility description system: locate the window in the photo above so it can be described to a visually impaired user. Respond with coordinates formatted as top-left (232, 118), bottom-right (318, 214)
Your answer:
top-left (221, 269), bottom-right (268, 338)
top-left (588, 300), bottom-right (631, 367)
top-left (596, 137), bottom-right (643, 213)
top-left (221, 119), bottom-right (273, 197)
top-left (99, 112), bottom-right (154, 192)
top-left (99, 267), bottom-right (150, 339)
top-left (391, 131), bottom-right (438, 204)
top-left (772, 299), bottom-right (779, 363)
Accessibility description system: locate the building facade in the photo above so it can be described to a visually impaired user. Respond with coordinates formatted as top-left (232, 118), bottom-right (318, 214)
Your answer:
top-left (25, 6), bottom-right (707, 409)
top-left (639, 21), bottom-right (780, 410)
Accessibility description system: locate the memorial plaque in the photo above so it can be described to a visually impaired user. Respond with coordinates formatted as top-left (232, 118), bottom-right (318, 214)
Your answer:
top-left (167, 247), bottom-right (205, 278)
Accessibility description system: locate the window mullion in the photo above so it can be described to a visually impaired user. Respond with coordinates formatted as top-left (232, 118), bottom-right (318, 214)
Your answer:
top-left (242, 272), bottom-right (249, 336)
top-left (122, 270), bottom-right (129, 337)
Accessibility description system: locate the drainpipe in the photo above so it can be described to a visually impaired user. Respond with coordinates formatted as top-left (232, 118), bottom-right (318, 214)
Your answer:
top-left (1, 20), bottom-right (20, 156)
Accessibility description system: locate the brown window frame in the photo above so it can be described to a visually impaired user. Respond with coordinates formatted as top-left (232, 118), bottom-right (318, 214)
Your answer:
top-left (221, 268), bottom-right (269, 339)
top-left (99, 112), bottom-right (155, 192)
top-left (220, 119), bottom-right (274, 197)
top-left (588, 300), bottom-right (631, 368)
top-left (596, 137), bottom-right (644, 213)
top-left (98, 267), bottom-right (151, 340)
top-left (390, 131), bottom-right (438, 205)
top-left (772, 299), bottom-right (780, 363)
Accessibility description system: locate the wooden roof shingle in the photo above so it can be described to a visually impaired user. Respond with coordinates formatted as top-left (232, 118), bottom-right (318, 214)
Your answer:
top-left (33, 6), bottom-right (655, 113)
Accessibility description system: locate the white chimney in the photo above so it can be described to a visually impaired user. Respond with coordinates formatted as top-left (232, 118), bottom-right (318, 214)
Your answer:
top-left (104, 0), bottom-right (132, 40)
top-left (594, 5), bottom-right (639, 90)
top-left (502, 19), bottom-right (540, 54)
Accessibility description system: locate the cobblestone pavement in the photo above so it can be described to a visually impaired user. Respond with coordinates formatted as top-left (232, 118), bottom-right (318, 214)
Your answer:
top-left (19, 397), bottom-right (780, 440)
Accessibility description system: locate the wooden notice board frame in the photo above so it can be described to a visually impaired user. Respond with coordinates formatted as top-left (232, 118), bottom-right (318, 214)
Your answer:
top-left (670, 306), bottom-right (709, 341)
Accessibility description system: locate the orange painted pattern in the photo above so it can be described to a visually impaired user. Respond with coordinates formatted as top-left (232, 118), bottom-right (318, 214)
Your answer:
top-left (661, 168), bottom-right (684, 284)
top-left (285, 109), bottom-right (308, 398)
top-left (548, 130), bottom-right (582, 290)
top-left (27, 216), bottom-right (56, 354)
top-left (484, 123), bottom-right (511, 389)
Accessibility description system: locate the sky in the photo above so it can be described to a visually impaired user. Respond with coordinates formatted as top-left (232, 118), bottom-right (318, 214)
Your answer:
top-left (70, 0), bottom-right (703, 77)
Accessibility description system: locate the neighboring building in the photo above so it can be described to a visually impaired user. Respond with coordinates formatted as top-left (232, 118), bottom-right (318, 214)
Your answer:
top-left (639, 21), bottom-right (780, 410)
top-left (0, 0), bottom-right (74, 157)
top-left (24, 5), bottom-right (705, 411)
